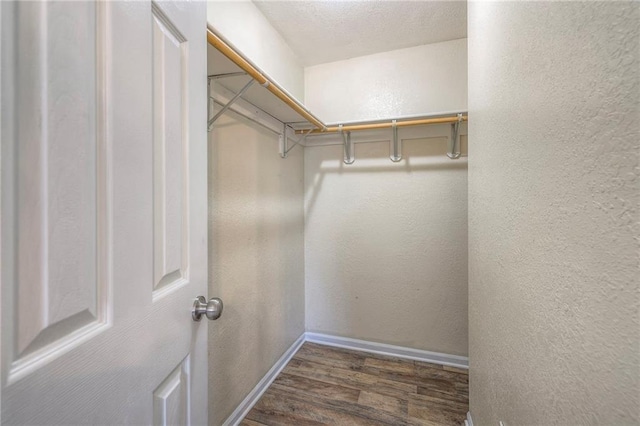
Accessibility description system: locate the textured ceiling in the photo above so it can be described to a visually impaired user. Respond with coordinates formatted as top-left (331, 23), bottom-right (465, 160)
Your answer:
top-left (253, 1), bottom-right (467, 66)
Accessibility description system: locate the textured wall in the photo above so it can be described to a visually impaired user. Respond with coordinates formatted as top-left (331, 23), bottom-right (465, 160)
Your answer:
top-left (304, 39), bottom-right (467, 123)
top-left (207, 0), bottom-right (305, 101)
top-left (304, 135), bottom-right (468, 356)
top-left (468, 2), bottom-right (639, 425)
top-left (208, 113), bottom-right (305, 426)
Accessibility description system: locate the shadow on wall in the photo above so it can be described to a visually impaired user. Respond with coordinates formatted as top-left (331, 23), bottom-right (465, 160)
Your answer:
top-left (303, 135), bottom-right (469, 355)
top-left (208, 111), bottom-right (305, 425)
top-left (304, 135), bottom-right (468, 222)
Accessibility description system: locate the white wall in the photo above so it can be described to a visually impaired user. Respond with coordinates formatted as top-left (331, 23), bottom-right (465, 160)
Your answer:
top-left (207, 0), bottom-right (305, 101)
top-left (304, 130), bottom-right (469, 356)
top-left (468, 2), bottom-right (639, 425)
top-left (208, 112), bottom-right (305, 426)
top-left (304, 39), bottom-right (467, 123)
top-left (303, 38), bottom-right (469, 356)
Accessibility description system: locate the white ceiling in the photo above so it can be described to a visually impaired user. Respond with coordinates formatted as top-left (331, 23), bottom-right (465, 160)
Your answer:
top-left (253, 1), bottom-right (467, 66)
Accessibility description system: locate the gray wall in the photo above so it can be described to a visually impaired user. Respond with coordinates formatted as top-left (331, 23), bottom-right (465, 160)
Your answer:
top-left (208, 112), bottom-right (305, 425)
top-left (468, 2), bottom-right (639, 424)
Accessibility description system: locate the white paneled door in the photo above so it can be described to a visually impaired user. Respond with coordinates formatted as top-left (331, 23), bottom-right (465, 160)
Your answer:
top-left (1, 1), bottom-right (208, 424)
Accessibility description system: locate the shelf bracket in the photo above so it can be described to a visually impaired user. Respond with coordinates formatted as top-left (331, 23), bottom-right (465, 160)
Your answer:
top-left (279, 123), bottom-right (288, 158)
top-left (208, 71), bottom-right (248, 80)
top-left (447, 113), bottom-right (463, 159)
top-left (207, 78), bottom-right (213, 133)
top-left (341, 125), bottom-right (355, 164)
top-left (287, 128), bottom-right (313, 157)
top-left (208, 78), bottom-right (255, 130)
top-left (280, 126), bottom-right (313, 158)
top-left (390, 119), bottom-right (402, 162)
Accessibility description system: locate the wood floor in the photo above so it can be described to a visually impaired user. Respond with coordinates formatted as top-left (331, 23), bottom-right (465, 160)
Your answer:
top-left (239, 343), bottom-right (468, 425)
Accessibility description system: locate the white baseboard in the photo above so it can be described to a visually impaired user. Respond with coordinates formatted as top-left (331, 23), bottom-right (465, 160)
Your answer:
top-left (222, 333), bottom-right (306, 426)
top-left (223, 332), bottom-right (468, 425)
top-left (466, 411), bottom-right (474, 426)
top-left (305, 332), bottom-right (468, 369)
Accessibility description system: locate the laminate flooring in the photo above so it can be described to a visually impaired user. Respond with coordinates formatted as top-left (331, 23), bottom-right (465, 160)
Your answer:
top-left (239, 342), bottom-right (469, 425)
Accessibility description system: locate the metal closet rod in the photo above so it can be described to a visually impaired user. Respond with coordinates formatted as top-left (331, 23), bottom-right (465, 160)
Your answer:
top-left (206, 28), bottom-right (327, 131)
top-left (295, 114), bottom-right (468, 134)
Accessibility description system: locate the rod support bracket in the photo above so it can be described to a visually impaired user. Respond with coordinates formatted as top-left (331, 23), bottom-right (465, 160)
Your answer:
top-left (281, 126), bottom-right (313, 158)
top-left (341, 125), bottom-right (355, 164)
top-left (208, 78), bottom-right (255, 130)
top-left (447, 113), bottom-right (463, 159)
top-left (390, 119), bottom-right (402, 162)
top-left (279, 123), bottom-right (288, 158)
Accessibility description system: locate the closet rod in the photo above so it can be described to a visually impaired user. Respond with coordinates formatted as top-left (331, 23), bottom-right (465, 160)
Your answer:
top-left (207, 29), bottom-right (327, 131)
top-left (295, 114), bottom-right (468, 135)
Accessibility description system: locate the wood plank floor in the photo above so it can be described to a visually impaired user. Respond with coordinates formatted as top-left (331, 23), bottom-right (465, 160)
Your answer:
top-left (240, 343), bottom-right (468, 426)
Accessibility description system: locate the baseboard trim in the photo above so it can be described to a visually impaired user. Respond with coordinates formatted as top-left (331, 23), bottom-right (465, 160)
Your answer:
top-left (305, 332), bottom-right (468, 369)
top-left (222, 333), bottom-right (306, 426)
top-left (466, 411), bottom-right (474, 426)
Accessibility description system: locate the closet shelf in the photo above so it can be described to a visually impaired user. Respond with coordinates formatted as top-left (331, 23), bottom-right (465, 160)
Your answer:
top-left (206, 27), bottom-right (467, 135)
top-left (206, 27), bottom-right (467, 162)
top-left (207, 28), bottom-right (325, 130)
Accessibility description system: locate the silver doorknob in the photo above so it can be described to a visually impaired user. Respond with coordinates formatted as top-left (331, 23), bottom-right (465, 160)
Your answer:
top-left (192, 296), bottom-right (223, 321)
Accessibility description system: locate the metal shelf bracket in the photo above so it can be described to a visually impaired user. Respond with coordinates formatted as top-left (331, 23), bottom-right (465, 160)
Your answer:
top-left (280, 125), bottom-right (313, 158)
top-left (390, 119), bottom-right (402, 162)
top-left (208, 78), bottom-right (255, 130)
top-left (208, 71), bottom-right (248, 80)
top-left (447, 113), bottom-right (463, 159)
top-left (279, 123), bottom-right (288, 158)
top-left (341, 125), bottom-right (355, 165)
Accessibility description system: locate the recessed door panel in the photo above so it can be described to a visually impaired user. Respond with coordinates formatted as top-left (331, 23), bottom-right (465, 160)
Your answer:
top-left (152, 4), bottom-right (189, 299)
top-left (153, 356), bottom-right (191, 426)
top-left (7, 1), bottom-right (110, 385)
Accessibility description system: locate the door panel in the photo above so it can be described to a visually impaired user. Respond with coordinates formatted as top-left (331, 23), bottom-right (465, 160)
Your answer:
top-left (6, 1), bottom-right (109, 384)
top-left (153, 355), bottom-right (191, 426)
top-left (1, 1), bottom-right (208, 424)
top-left (152, 3), bottom-right (189, 299)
